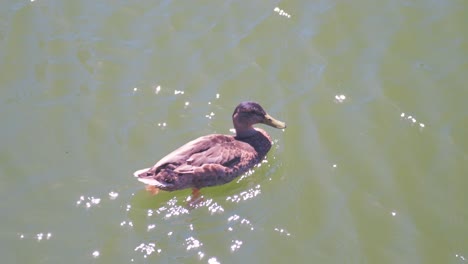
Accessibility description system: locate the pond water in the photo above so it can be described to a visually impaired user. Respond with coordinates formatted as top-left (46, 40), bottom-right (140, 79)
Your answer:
top-left (1, 0), bottom-right (467, 263)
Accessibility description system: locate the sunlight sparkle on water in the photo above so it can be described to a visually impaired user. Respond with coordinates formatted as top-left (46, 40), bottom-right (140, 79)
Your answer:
top-left (236, 168), bottom-right (256, 182)
top-left (227, 214), bottom-right (255, 231)
top-left (400, 112), bottom-right (425, 128)
top-left (76, 195), bottom-right (101, 208)
top-left (205, 112), bottom-right (215, 119)
top-left (208, 257), bottom-right (220, 264)
top-left (18, 232), bottom-right (52, 241)
top-left (154, 85), bottom-right (161, 94)
top-left (135, 242), bottom-right (160, 257)
top-left (334, 94), bottom-right (346, 103)
top-left (230, 240), bottom-right (243, 251)
top-left (153, 198), bottom-right (190, 218)
top-left (274, 227), bottom-right (291, 236)
top-left (207, 201), bottom-right (224, 214)
top-left (226, 185), bottom-right (261, 203)
top-left (240, 218), bottom-right (251, 225)
top-left (120, 221), bottom-right (133, 227)
top-left (186, 236), bottom-right (203, 250)
top-left (92, 251), bottom-right (100, 258)
top-left (455, 254), bottom-right (466, 261)
top-left (189, 198), bottom-right (225, 213)
top-left (198, 251), bottom-right (205, 259)
top-left (274, 7), bottom-right (291, 18)
top-left (109, 191), bottom-right (119, 199)
top-left (165, 205), bottom-right (189, 218)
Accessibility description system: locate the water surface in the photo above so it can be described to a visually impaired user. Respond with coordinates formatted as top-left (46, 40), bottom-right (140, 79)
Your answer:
top-left (1, 0), bottom-right (467, 263)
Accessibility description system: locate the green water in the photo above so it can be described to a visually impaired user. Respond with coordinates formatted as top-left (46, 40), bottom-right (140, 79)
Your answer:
top-left (1, 0), bottom-right (467, 263)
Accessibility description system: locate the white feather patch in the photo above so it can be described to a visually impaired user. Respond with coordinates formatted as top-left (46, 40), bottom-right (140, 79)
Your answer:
top-left (133, 168), bottom-right (150, 178)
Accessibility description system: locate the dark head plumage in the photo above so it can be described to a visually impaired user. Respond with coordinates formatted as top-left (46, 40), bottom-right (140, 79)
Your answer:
top-left (232, 102), bottom-right (286, 133)
top-left (233, 101), bottom-right (267, 117)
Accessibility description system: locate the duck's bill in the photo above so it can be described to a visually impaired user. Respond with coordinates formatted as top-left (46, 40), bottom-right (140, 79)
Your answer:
top-left (263, 114), bottom-right (287, 129)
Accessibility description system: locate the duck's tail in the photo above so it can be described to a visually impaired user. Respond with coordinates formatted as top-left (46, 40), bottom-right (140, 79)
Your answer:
top-left (133, 167), bottom-right (173, 189)
top-left (133, 168), bottom-right (151, 178)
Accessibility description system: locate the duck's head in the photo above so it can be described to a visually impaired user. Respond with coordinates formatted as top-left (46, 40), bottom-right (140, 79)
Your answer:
top-left (232, 101), bottom-right (286, 137)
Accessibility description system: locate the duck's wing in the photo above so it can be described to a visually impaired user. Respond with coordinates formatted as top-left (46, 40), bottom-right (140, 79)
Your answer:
top-left (135, 134), bottom-right (258, 190)
top-left (134, 135), bottom-right (221, 179)
top-left (174, 139), bottom-right (256, 173)
top-left (149, 134), bottom-right (256, 174)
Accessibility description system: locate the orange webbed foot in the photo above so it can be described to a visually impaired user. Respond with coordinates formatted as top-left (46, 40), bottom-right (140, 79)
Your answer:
top-left (187, 188), bottom-right (204, 208)
top-left (145, 185), bottom-right (160, 195)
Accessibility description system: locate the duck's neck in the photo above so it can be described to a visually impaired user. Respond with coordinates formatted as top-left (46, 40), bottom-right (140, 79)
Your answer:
top-left (235, 127), bottom-right (258, 138)
top-left (233, 114), bottom-right (258, 138)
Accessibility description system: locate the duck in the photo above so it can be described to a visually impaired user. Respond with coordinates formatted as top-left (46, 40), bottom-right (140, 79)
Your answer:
top-left (133, 101), bottom-right (286, 193)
